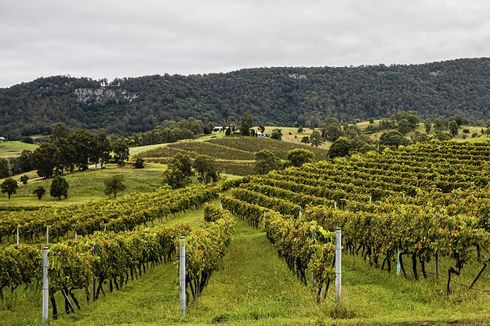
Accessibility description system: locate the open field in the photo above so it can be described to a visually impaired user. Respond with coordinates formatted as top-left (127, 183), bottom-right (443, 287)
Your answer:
top-left (0, 141), bottom-right (38, 158)
top-left (0, 163), bottom-right (168, 208)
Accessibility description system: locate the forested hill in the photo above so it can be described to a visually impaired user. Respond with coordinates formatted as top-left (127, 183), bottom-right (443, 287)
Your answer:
top-left (1, 58), bottom-right (489, 137)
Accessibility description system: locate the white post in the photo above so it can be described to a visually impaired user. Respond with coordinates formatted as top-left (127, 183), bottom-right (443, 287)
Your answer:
top-left (369, 196), bottom-right (372, 203)
top-left (42, 246), bottom-right (49, 322)
top-left (179, 236), bottom-right (186, 316)
top-left (334, 201), bottom-right (337, 209)
top-left (219, 200), bottom-right (223, 209)
top-left (299, 209), bottom-right (302, 219)
top-left (396, 248), bottom-right (401, 275)
top-left (104, 223), bottom-right (106, 232)
top-left (74, 230), bottom-right (77, 240)
top-left (16, 226), bottom-right (19, 245)
top-left (335, 228), bottom-right (342, 305)
top-left (46, 226), bottom-right (49, 244)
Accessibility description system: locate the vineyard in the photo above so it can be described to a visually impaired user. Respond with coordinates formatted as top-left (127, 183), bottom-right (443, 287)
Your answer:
top-left (223, 141), bottom-right (490, 299)
top-left (2, 140), bottom-right (490, 324)
top-left (137, 136), bottom-right (329, 176)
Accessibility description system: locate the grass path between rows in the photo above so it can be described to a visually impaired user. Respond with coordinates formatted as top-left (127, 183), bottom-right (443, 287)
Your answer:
top-left (188, 218), bottom-right (322, 325)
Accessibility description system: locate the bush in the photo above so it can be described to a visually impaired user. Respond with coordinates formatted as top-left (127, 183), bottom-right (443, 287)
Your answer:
top-left (134, 158), bottom-right (145, 168)
top-left (33, 186), bottom-right (46, 200)
top-left (20, 175), bottom-right (29, 185)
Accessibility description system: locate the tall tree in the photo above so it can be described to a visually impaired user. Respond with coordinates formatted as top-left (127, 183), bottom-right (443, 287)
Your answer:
top-left (112, 138), bottom-right (130, 167)
top-left (310, 130), bottom-right (322, 147)
top-left (50, 176), bottom-right (69, 200)
top-left (193, 155), bottom-right (219, 184)
top-left (1, 178), bottom-right (18, 199)
top-left (449, 120), bottom-right (459, 136)
top-left (32, 142), bottom-right (61, 178)
top-left (323, 118), bottom-right (343, 141)
top-left (255, 150), bottom-right (281, 174)
top-left (240, 112), bottom-right (253, 136)
top-left (328, 138), bottom-right (352, 158)
top-left (104, 175), bottom-right (126, 199)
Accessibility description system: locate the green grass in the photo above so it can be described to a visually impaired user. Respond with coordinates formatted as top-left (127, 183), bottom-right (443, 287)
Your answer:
top-left (0, 163), bottom-right (168, 208)
top-left (0, 141), bottom-right (38, 158)
top-left (258, 126), bottom-right (332, 150)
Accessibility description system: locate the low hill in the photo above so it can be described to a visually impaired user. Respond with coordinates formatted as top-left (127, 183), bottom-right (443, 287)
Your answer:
top-left (1, 58), bottom-right (489, 137)
top-left (137, 136), bottom-right (329, 175)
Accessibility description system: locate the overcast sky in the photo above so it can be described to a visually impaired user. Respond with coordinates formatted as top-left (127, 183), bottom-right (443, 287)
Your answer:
top-left (0, 0), bottom-right (489, 88)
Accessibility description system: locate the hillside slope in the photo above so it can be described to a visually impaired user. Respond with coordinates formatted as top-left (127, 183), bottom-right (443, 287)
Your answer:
top-left (1, 58), bottom-right (489, 137)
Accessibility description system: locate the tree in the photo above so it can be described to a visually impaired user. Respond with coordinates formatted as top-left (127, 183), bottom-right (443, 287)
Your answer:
top-left (310, 130), bottom-right (322, 147)
top-left (69, 128), bottom-right (97, 170)
top-left (172, 154), bottom-right (193, 177)
top-left (240, 112), bottom-right (253, 136)
top-left (17, 150), bottom-right (33, 172)
top-left (300, 136), bottom-right (310, 144)
top-left (328, 138), bottom-right (352, 158)
top-left (323, 118), bottom-right (343, 141)
top-left (258, 125), bottom-right (265, 133)
top-left (134, 158), bottom-right (145, 168)
top-left (271, 129), bottom-right (282, 140)
top-left (1, 178), bottom-right (18, 199)
top-left (112, 138), bottom-right (130, 167)
top-left (20, 175), bottom-right (29, 184)
top-left (203, 122), bottom-right (214, 134)
top-left (93, 132), bottom-right (112, 167)
top-left (379, 131), bottom-right (409, 147)
top-left (450, 114), bottom-right (467, 127)
top-left (0, 158), bottom-right (10, 178)
top-left (287, 149), bottom-right (315, 167)
top-left (424, 121), bottom-right (432, 134)
top-left (104, 175), bottom-right (126, 199)
top-left (393, 111), bottom-right (420, 129)
top-left (33, 186), bottom-right (46, 200)
top-left (449, 120), bottom-right (459, 136)
top-left (164, 154), bottom-right (194, 189)
top-left (255, 150), bottom-right (281, 174)
top-left (32, 142), bottom-right (61, 178)
top-left (164, 168), bottom-right (191, 189)
top-left (434, 117), bottom-right (448, 131)
top-left (193, 155), bottom-right (219, 184)
top-left (297, 127), bottom-right (304, 133)
top-left (398, 119), bottom-right (412, 135)
top-left (50, 176), bottom-right (69, 200)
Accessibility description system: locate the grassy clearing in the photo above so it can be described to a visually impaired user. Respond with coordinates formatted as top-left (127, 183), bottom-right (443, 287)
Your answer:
top-left (259, 126), bottom-right (333, 150)
top-left (0, 141), bottom-right (38, 158)
top-left (0, 163), bottom-right (168, 208)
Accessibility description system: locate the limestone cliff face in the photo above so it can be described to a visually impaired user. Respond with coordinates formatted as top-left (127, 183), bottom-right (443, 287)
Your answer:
top-left (74, 88), bottom-right (138, 103)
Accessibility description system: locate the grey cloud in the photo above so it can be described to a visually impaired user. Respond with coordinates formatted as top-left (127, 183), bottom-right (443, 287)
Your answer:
top-left (0, 0), bottom-right (489, 87)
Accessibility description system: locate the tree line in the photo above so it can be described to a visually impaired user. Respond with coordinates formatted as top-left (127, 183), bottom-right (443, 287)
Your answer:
top-left (1, 58), bottom-right (489, 138)
top-left (0, 124), bottom-right (129, 179)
